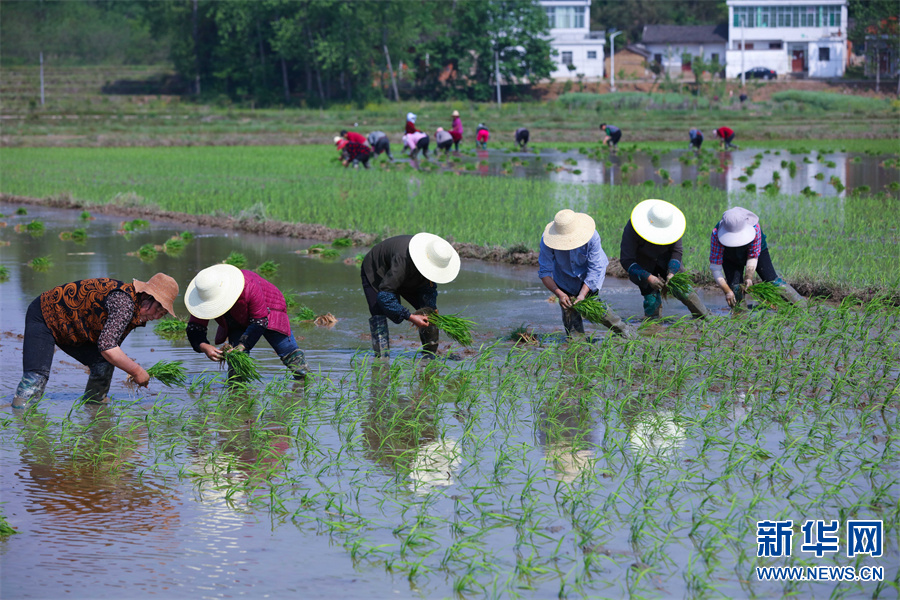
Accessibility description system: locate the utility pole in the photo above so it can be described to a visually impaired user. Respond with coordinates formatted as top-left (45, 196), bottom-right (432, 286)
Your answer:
top-left (740, 15), bottom-right (746, 87)
top-left (609, 30), bottom-right (623, 91)
top-left (495, 50), bottom-right (502, 107)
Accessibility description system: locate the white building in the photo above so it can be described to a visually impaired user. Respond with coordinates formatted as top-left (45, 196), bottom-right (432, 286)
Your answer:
top-left (642, 25), bottom-right (729, 77)
top-left (725, 0), bottom-right (848, 78)
top-left (541, 0), bottom-right (606, 79)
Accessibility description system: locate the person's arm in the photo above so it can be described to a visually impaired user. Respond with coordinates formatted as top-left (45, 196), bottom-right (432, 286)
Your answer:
top-left (100, 346), bottom-right (149, 386)
top-left (581, 234), bottom-right (608, 299)
top-left (377, 254), bottom-right (420, 325)
top-left (743, 225), bottom-right (762, 287)
top-left (708, 229), bottom-right (735, 306)
top-left (667, 238), bottom-right (684, 280)
top-left (621, 225), bottom-right (656, 287)
top-left (538, 239), bottom-right (571, 308)
top-left (186, 316), bottom-right (222, 361)
top-left (541, 275), bottom-right (572, 309)
top-left (96, 292), bottom-right (150, 385)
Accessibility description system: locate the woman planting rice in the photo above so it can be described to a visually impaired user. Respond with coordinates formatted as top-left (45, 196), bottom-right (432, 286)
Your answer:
top-left (619, 199), bottom-right (709, 319)
top-left (538, 209), bottom-right (636, 339)
top-left (184, 265), bottom-right (310, 381)
top-left (13, 273), bottom-right (179, 407)
top-left (709, 207), bottom-right (806, 309)
top-left (361, 233), bottom-right (461, 358)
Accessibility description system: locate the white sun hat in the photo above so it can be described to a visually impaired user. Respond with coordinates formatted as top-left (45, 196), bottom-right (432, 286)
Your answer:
top-left (630, 199), bottom-right (686, 245)
top-left (408, 233), bottom-right (460, 284)
top-left (184, 264), bottom-right (246, 320)
top-left (406, 112), bottom-right (417, 123)
top-left (542, 209), bottom-right (596, 251)
top-left (717, 207), bottom-right (759, 247)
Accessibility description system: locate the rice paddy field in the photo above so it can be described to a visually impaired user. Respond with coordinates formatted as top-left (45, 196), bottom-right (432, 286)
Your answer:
top-left (0, 200), bottom-right (898, 599)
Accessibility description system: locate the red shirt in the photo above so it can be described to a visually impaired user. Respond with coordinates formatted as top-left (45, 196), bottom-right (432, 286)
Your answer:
top-left (716, 127), bottom-right (734, 138)
top-left (345, 131), bottom-right (367, 144)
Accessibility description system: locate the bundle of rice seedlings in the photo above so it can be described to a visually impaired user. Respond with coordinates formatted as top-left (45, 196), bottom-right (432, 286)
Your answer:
top-left (222, 345), bottom-right (261, 382)
top-left (15, 207), bottom-right (28, 215)
top-left (661, 272), bottom-right (694, 301)
top-left (59, 231), bottom-right (73, 241)
top-left (29, 256), bottom-right (53, 272)
top-left (255, 260), bottom-right (279, 278)
top-left (282, 290), bottom-right (299, 310)
top-left (80, 210), bottom-right (94, 221)
top-left (0, 266), bottom-right (9, 283)
top-left (164, 237), bottom-right (185, 255)
top-left (153, 317), bottom-right (187, 340)
top-left (224, 251), bottom-right (247, 268)
top-left (305, 244), bottom-right (326, 254)
top-left (746, 282), bottom-right (791, 310)
top-left (146, 360), bottom-right (189, 387)
top-left (294, 305), bottom-right (316, 321)
top-left (25, 220), bottom-right (45, 236)
top-left (571, 296), bottom-right (608, 324)
top-left (332, 237), bottom-right (352, 248)
top-left (138, 244), bottom-right (158, 261)
top-left (180, 231), bottom-right (194, 241)
top-left (70, 228), bottom-right (87, 243)
top-left (429, 311), bottom-right (476, 346)
top-left (509, 324), bottom-right (538, 345)
top-left (320, 248), bottom-right (341, 259)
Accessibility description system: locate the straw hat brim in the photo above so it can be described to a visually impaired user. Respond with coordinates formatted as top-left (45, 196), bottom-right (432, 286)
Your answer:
top-left (542, 214), bottom-right (596, 251)
top-left (184, 264), bottom-right (245, 320)
top-left (408, 233), bottom-right (460, 284)
top-left (717, 226), bottom-right (757, 247)
top-left (630, 199), bottom-right (686, 245)
top-left (133, 273), bottom-right (179, 317)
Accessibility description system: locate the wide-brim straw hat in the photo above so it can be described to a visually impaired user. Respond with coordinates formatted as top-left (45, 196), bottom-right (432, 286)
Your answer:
top-left (542, 209), bottom-right (596, 251)
top-left (630, 199), bottom-right (686, 245)
top-left (451, 110), bottom-right (460, 117)
top-left (133, 273), bottom-right (179, 317)
top-left (184, 264), bottom-right (245, 320)
top-left (408, 233), bottom-right (460, 284)
top-left (717, 207), bottom-right (759, 247)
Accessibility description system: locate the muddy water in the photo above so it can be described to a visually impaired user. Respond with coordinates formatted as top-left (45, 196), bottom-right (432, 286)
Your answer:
top-left (408, 147), bottom-right (899, 198)
top-left (1, 205), bottom-right (893, 599)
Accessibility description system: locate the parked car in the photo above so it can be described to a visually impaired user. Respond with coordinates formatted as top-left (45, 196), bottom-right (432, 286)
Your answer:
top-left (741, 67), bottom-right (777, 80)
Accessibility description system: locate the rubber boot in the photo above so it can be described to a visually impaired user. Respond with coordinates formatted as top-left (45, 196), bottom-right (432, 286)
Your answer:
top-left (82, 361), bottom-right (114, 403)
top-left (561, 306), bottom-right (585, 336)
top-left (643, 292), bottom-right (662, 320)
top-left (672, 288), bottom-right (710, 319)
top-left (13, 371), bottom-right (49, 408)
top-left (775, 279), bottom-right (807, 307)
top-left (413, 308), bottom-right (439, 358)
top-left (369, 315), bottom-right (390, 358)
top-left (598, 309), bottom-right (638, 340)
top-left (280, 349), bottom-right (310, 381)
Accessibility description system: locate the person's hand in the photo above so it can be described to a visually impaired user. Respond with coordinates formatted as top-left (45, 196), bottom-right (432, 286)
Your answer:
top-left (573, 294), bottom-right (586, 305)
top-left (724, 290), bottom-right (736, 308)
top-left (557, 290), bottom-right (573, 309)
top-left (233, 343), bottom-right (246, 353)
top-left (131, 368), bottom-right (150, 387)
top-left (408, 314), bottom-right (430, 329)
top-left (201, 343), bottom-right (223, 362)
top-left (666, 272), bottom-right (675, 282)
top-left (647, 275), bottom-right (665, 291)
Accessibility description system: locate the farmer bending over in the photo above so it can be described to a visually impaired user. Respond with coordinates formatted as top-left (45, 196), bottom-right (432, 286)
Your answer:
top-left (713, 126), bottom-right (738, 150)
top-left (367, 131), bottom-right (393, 160)
top-left (515, 128), bottom-right (530, 150)
top-left (599, 123), bottom-right (622, 149)
top-left (362, 233), bottom-right (460, 358)
top-left (340, 140), bottom-right (372, 169)
top-left (539, 209), bottom-right (636, 339)
top-left (185, 265), bottom-right (310, 381)
top-left (13, 273), bottom-right (179, 408)
top-left (450, 110), bottom-right (463, 151)
top-left (403, 131), bottom-right (430, 160)
top-left (620, 199), bottom-right (709, 320)
top-left (689, 128), bottom-right (703, 150)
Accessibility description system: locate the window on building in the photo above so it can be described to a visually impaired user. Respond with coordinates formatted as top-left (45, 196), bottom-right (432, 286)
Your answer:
top-left (587, 51), bottom-right (597, 59)
top-left (733, 6), bottom-right (754, 27)
top-left (711, 53), bottom-right (720, 64)
top-left (769, 42), bottom-right (783, 49)
top-left (824, 5), bottom-right (841, 27)
top-left (654, 53), bottom-right (663, 64)
top-left (741, 5), bottom-right (842, 29)
top-left (545, 6), bottom-right (585, 29)
top-left (758, 5), bottom-right (773, 27)
top-left (562, 51), bottom-right (573, 66)
top-left (819, 47), bottom-right (830, 61)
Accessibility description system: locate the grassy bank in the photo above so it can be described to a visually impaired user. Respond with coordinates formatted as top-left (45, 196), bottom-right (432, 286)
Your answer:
top-left (2, 145), bottom-right (897, 299)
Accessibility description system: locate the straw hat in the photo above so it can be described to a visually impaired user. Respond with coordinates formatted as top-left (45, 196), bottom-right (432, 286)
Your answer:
top-left (451, 110), bottom-right (460, 117)
top-left (630, 199), bottom-right (686, 245)
top-left (133, 273), bottom-right (179, 317)
top-left (717, 207), bottom-right (759, 247)
top-left (333, 136), bottom-right (341, 145)
top-left (184, 264), bottom-right (246, 320)
top-left (436, 127), bottom-right (445, 132)
top-left (542, 209), bottom-right (596, 251)
top-left (408, 233), bottom-right (460, 284)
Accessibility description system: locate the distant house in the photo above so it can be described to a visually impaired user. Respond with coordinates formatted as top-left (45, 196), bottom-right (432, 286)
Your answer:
top-left (725, 0), bottom-right (848, 78)
top-left (605, 44), bottom-right (652, 79)
top-left (642, 24), bottom-right (729, 77)
top-left (541, 0), bottom-right (606, 79)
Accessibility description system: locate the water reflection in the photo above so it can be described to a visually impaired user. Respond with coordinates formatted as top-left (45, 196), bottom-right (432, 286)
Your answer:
top-left (536, 386), bottom-right (596, 483)
top-left (623, 404), bottom-right (687, 459)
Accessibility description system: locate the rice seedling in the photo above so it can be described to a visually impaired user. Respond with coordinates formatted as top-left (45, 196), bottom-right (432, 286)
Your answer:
top-left (0, 266), bottom-right (9, 282)
top-left (180, 231), bottom-right (194, 240)
top-left (255, 260), bottom-right (279, 278)
top-left (224, 251), bottom-right (247, 268)
top-left (0, 514), bottom-right (19, 536)
top-left (79, 210), bottom-right (93, 221)
top-left (428, 312), bottom-right (476, 346)
top-left (660, 272), bottom-right (693, 301)
top-left (745, 183), bottom-right (757, 192)
top-left (122, 219), bottom-right (149, 232)
top-left (29, 256), bottom-right (53, 272)
top-left (320, 248), bottom-right (341, 259)
top-left (70, 228), bottom-right (87, 243)
top-left (293, 305), bottom-right (316, 322)
top-left (15, 207), bottom-right (27, 215)
top-left (745, 282), bottom-right (791, 310)
top-left (829, 176), bottom-right (845, 192)
top-left (146, 360), bottom-right (189, 387)
top-left (163, 237), bottom-right (185, 255)
top-left (25, 220), bottom-right (45, 236)
top-left (222, 345), bottom-right (262, 382)
top-left (153, 317), bottom-right (187, 340)
top-left (138, 244), bottom-right (158, 261)
top-left (332, 237), bottom-right (352, 248)
top-left (571, 296), bottom-right (608, 323)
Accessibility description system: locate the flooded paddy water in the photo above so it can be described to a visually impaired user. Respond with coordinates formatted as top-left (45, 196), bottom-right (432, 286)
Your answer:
top-left (1, 204), bottom-right (898, 598)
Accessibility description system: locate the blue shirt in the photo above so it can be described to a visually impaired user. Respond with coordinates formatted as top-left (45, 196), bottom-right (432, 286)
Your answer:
top-left (538, 231), bottom-right (608, 296)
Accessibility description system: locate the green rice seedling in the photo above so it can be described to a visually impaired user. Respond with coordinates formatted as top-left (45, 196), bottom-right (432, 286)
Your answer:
top-left (661, 272), bottom-right (693, 301)
top-left (138, 244), bottom-right (158, 261)
top-left (282, 290), bottom-right (299, 310)
top-left (58, 231), bottom-right (73, 241)
top-left (800, 186), bottom-right (818, 197)
top-left (29, 256), bottom-right (53, 272)
top-left (320, 248), bottom-right (341, 259)
top-left (15, 207), bottom-right (27, 215)
top-left (852, 185), bottom-right (870, 195)
top-left (332, 237), bottom-right (352, 248)
top-left (222, 345), bottom-right (262, 381)
top-left (293, 305), bottom-right (316, 322)
top-left (772, 171), bottom-right (780, 181)
top-left (745, 183), bottom-right (757, 192)
top-left (787, 161), bottom-right (798, 177)
top-left (153, 317), bottom-right (187, 340)
top-left (736, 175), bottom-right (749, 182)
top-left (25, 220), bottom-right (45, 236)
top-left (304, 244), bottom-right (326, 254)
top-left (746, 282), bottom-right (791, 310)
top-left (571, 296), bottom-right (608, 323)
top-left (224, 251), bottom-right (247, 268)
top-left (122, 219), bottom-right (149, 232)
top-left (0, 266), bottom-right (9, 282)
top-left (0, 514), bottom-right (19, 536)
top-left (814, 172), bottom-right (825, 180)
top-left (825, 160), bottom-right (837, 168)
top-left (180, 231), bottom-right (194, 241)
top-left (255, 260), bottom-right (279, 278)
top-left (161, 237), bottom-right (184, 256)
top-left (79, 210), bottom-right (93, 221)
top-left (681, 180), bottom-right (692, 188)
top-left (829, 176), bottom-right (845, 192)
top-left (146, 360), bottom-right (189, 387)
top-left (887, 181), bottom-right (900, 192)
top-left (572, 169), bottom-right (582, 175)
top-left (429, 312), bottom-right (476, 346)
top-left (70, 228), bottom-right (88, 243)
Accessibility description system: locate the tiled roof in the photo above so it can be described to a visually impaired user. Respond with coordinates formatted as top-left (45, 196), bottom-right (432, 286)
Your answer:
top-left (641, 24), bottom-right (728, 44)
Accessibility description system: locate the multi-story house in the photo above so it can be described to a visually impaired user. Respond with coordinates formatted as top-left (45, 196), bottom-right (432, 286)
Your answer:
top-left (725, 0), bottom-right (848, 78)
top-left (541, 0), bottom-right (606, 79)
top-left (642, 25), bottom-right (729, 77)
